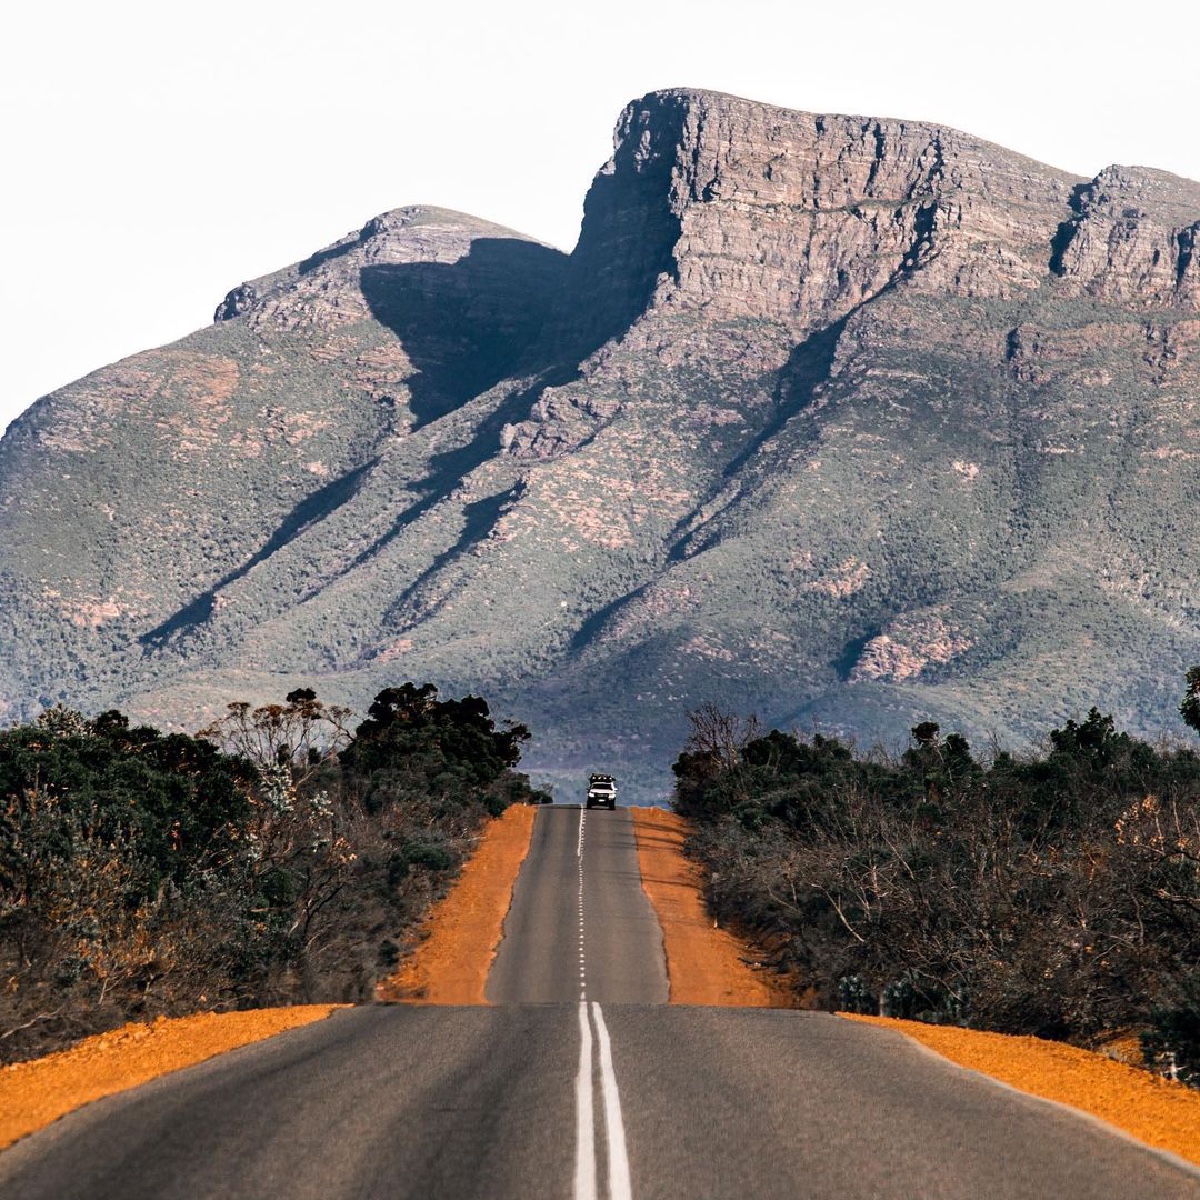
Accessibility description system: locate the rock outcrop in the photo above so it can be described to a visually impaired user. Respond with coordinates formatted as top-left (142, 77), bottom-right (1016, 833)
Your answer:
top-left (3, 89), bottom-right (1200, 799)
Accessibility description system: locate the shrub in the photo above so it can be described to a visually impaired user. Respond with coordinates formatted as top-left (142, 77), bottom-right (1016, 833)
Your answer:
top-left (1142, 975), bottom-right (1200, 1086)
top-left (675, 695), bottom-right (1200, 1076)
top-left (0, 682), bottom-right (539, 1061)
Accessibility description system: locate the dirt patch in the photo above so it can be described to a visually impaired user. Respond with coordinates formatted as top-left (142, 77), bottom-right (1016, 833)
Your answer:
top-left (376, 803), bottom-right (536, 1004)
top-left (0, 1006), bottom-right (342, 1152)
top-left (844, 1014), bottom-right (1200, 1168)
top-left (630, 807), bottom-right (792, 1007)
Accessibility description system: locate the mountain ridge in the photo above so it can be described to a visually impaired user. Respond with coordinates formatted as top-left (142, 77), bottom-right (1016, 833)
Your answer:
top-left (3, 88), bottom-right (1200, 799)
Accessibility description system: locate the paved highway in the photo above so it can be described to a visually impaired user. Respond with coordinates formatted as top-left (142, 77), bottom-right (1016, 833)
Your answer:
top-left (487, 805), bottom-right (667, 1004)
top-left (3, 806), bottom-right (1198, 1199)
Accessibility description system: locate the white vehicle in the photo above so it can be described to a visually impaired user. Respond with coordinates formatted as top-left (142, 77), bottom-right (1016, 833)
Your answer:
top-left (586, 773), bottom-right (617, 810)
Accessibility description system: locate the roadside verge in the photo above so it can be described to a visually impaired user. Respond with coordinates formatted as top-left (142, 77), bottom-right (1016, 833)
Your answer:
top-left (843, 1014), bottom-right (1200, 1169)
top-left (0, 1006), bottom-right (343, 1152)
top-left (631, 805), bottom-right (1200, 1168)
top-left (1, 801), bottom-right (537, 1151)
top-left (376, 801), bottom-right (537, 1004)
top-left (630, 807), bottom-right (792, 1006)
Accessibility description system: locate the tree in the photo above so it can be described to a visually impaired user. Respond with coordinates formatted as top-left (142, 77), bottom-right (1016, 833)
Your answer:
top-left (0, 685), bottom-right (541, 1061)
top-left (682, 702), bottom-right (761, 771)
top-left (1182, 667), bottom-right (1200, 736)
top-left (198, 691), bottom-right (353, 788)
top-left (340, 683), bottom-right (529, 786)
top-left (672, 701), bottom-right (1200, 1052)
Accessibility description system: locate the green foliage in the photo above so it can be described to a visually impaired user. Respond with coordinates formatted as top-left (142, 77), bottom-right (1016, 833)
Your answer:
top-left (0, 706), bottom-right (255, 893)
top-left (396, 836), bottom-right (455, 874)
top-left (1182, 667), bottom-right (1200, 736)
top-left (837, 975), bottom-right (875, 1015)
top-left (343, 684), bottom-right (529, 782)
top-left (0, 682), bottom-right (538, 1062)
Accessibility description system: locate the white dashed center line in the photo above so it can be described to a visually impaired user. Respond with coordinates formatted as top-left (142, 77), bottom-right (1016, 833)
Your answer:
top-left (579, 809), bottom-right (587, 1000)
top-left (573, 808), bottom-right (634, 1200)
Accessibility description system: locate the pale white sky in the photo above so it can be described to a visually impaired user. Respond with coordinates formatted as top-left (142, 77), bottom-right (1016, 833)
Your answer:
top-left (2, 0), bottom-right (1196, 434)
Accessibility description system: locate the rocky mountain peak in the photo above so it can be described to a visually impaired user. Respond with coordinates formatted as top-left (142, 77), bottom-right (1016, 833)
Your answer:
top-left (1049, 165), bottom-right (1200, 305)
top-left (213, 206), bottom-right (558, 329)
top-left (5, 92), bottom-right (1200, 799)
top-left (576, 88), bottom-right (1088, 351)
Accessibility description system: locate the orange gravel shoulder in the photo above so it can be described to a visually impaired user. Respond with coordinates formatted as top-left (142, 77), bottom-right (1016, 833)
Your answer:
top-left (629, 807), bottom-right (1200, 1167)
top-left (845, 1014), bottom-right (1200, 1169)
top-left (1, 803), bottom-right (536, 1151)
top-left (630, 807), bottom-right (791, 1007)
top-left (0, 1006), bottom-right (342, 1152)
top-left (377, 802), bottom-right (536, 1004)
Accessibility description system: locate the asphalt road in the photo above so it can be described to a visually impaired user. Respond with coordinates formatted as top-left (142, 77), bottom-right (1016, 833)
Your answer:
top-left (487, 805), bottom-right (668, 1005)
top-left (3, 805), bottom-right (1198, 1199)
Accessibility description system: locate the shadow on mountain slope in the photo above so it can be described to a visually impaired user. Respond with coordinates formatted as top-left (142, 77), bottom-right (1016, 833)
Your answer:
top-left (342, 370), bottom-right (575, 576)
top-left (139, 459), bottom-right (378, 648)
top-left (344, 171), bottom-right (688, 578)
top-left (360, 239), bottom-right (569, 429)
top-left (373, 484), bottom-right (524, 641)
top-left (143, 168), bottom-right (687, 653)
top-left (565, 319), bottom-right (849, 657)
top-left (363, 90), bottom-right (690, 415)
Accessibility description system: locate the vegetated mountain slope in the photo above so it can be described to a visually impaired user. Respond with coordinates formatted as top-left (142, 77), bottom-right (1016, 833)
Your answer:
top-left (3, 88), bottom-right (1200, 798)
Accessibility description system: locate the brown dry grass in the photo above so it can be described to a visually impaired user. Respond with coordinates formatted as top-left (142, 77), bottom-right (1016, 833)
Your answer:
top-left (630, 807), bottom-right (793, 1007)
top-left (375, 803), bottom-right (536, 1004)
top-left (0, 1007), bottom-right (342, 1151)
top-left (844, 1015), bottom-right (1200, 1168)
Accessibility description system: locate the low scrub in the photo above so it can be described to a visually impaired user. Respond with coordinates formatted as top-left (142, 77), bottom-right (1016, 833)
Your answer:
top-left (674, 690), bottom-right (1200, 1084)
top-left (0, 683), bottom-right (547, 1062)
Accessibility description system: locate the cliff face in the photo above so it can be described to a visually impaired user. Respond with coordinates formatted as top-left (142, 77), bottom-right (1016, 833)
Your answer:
top-left (1051, 165), bottom-right (1200, 304)
top-left (653, 92), bottom-right (1076, 319)
top-left (3, 89), bottom-right (1200, 797)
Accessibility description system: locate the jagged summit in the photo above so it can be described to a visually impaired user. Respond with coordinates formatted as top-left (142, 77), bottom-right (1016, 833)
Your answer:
top-left (3, 92), bottom-right (1200, 799)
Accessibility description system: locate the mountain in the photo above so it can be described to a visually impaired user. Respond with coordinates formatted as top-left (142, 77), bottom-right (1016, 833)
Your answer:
top-left (4, 88), bottom-right (1200, 799)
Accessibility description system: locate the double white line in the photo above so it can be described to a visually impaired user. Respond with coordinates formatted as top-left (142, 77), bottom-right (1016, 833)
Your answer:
top-left (575, 808), bottom-right (632, 1200)
top-left (574, 1001), bottom-right (632, 1200)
